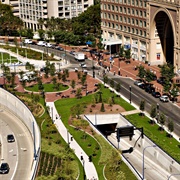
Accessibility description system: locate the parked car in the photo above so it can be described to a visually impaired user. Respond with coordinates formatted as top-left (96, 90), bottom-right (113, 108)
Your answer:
top-left (157, 77), bottom-right (165, 85)
top-left (55, 46), bottom-right (64, 51)
top-left (145, 86), bottom-right (155, 93)
top-left (160, 95), bottom-right (169, 102)
top-left (7, 134), bottom-right (15, 143)
top-left (37, 41), bottom-right (46, 46)
top-left (24, 39), bottom-right (32, 44)
top-left (45, 43), bottom-right (52, 48)
top-left (0, 163), bottom-right (10, 174)
top-left (139, 83), bottom-right (146, 89)
top-left (69, 51), bottom-right (75, 55)
top-left (134, 80), bottom-right (143, 86)
top-left (152, 91), bottom-right (161, 98)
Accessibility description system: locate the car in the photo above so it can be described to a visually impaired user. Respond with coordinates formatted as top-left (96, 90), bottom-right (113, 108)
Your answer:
top-left (0, 163), bottom-right (10, 174)
top-left (134, 80), bottom-right (143, 86)
top-left (37, 41), bottom-right (46, 46)
top-left (7, 134), bottom-right (15, 142)
top-left (160, 95), bottom-right (169, 102)
top-left (79, 63), bottom-right (87, 68)
top-left (55, 46), bottom-right (64, 51)
top-left (45, 43), bottom-right (52, 48)
top-left (24, 39), bottom-right (32, 44)
top-left (139, 83), bottom-right (146, 89)
top-left (152, 91), bottom-right (161, 98)
top-left (145, 86), bottom-right (155, 93)
top-left (157, 77), bottom-right (165, 85)
top-left (69, 51), bottom-right (75, 55)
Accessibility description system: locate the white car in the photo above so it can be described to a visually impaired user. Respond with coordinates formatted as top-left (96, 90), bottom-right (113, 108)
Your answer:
top-left (37, 41), bottom-right (46, 46)
top-left (24, 39), bottom-right (32, 44)
top-left (45, 43), bottom-right (52, 48)
top-left (160, 95), bottom-right (169, 102)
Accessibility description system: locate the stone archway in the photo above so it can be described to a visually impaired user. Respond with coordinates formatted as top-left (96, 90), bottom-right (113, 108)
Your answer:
top-left (149, 9), bottom-right (175, 67)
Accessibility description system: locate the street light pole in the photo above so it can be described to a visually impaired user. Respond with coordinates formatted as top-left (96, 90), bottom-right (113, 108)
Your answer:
top-left (142, 145), bottom-right (156, 180)
top-left (129, 85), bottom-right (132, 104)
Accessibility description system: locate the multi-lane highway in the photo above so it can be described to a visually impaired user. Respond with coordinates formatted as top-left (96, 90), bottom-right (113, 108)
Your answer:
top-left (0, 107), bottom-right (34, 180)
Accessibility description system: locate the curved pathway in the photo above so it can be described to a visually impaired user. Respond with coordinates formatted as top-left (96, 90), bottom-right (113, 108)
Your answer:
top-left (46, 102), bottom-right (98, 180)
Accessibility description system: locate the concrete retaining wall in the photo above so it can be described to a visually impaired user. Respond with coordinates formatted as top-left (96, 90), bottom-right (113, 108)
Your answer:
top-left (119, 114), bottom-right (180, 174)
top-left (0, 88), bottom-right (41, 180)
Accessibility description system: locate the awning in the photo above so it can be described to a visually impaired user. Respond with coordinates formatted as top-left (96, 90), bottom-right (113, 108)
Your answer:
top-left (102, 40), bottom-right (122, 46)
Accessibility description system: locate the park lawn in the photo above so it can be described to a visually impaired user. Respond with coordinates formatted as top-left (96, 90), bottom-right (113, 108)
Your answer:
top-left (54, 86), bottom-right (137, 179)
top-left (0, 52), bottom-right (18, 64)
top-left (25, 83), bottom-right (69, 92)
top-left (125, 113), bottom-right (180, 163)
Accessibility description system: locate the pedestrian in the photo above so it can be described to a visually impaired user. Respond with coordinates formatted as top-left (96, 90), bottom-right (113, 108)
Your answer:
top-left (114, 71), bottom-right (116, 76)
top-left (56, 114), bottom-right (58, 119)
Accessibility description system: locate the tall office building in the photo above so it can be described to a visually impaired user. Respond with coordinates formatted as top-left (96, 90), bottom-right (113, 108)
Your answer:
top-left (101, 0), bottom-right (180, 73)
top-left (19, 0), bottom-right (94, 31)
top-left (1, 0), bottom-right (94, 31)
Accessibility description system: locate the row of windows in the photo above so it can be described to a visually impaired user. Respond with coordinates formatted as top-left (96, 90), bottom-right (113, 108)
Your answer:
top-left (102, 21), bottom-right (146, 37)
top-left (102, 5), bottom-right (146, 18)
top-left (102, 13), bottom-right (146, 27)
top-left (102, 0), bottom-right (146, 7)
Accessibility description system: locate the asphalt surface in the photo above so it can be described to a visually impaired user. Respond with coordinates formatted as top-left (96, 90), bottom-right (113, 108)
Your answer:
top-left (0, 107), bottom-right (33, 180)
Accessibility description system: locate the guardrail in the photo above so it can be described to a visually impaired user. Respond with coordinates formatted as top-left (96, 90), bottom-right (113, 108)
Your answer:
top-left (0, 88), bottom-right (41, 180)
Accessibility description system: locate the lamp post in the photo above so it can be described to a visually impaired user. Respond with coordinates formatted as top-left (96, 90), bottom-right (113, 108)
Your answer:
top-left (129, 85), bottom-right (132, 104)
top-left (156, 103), bottom-right (159, 122)
top-left (118, 58), bottom-right (121, 75)
top-left (51, 107), bottom-right (54, 124)
top-left (142, 145), bottom-right (156, 180)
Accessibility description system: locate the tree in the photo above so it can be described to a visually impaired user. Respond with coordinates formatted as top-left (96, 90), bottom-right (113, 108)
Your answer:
top-left (71, 104), bottom-right (84, 119)
top-left (124, 49), bottom-right (131, 60)
top-left (170, 84), bottom-right (179, 102)
top-left (150, 105), bottom-right (156, 124)
top-left (137, 65), bottom-right (146, 80)
top-left (116, 82), bottom-right (121, 92)
top-left (64, 69), bottom-right (69, 78)
top-left (167, 119), bottom-right (174, 137)
top-left (110, 79), bottom-right (114, 88)
top-left (70, 79), bottom-right (76, 90)
top-left (81, 75), bottom-right (86, 86)
top-left (159, 113), bottom-right (166, 131)
top-left (103, 75), bottom-right (108, 86)
top-left (75, 88), bottom-right (82, 99)
top-left (139, 100), bottom-right (145, 116)
top-left (145, 69), bottom-right (155, 83)
top-left (100, 102), bottom-right (105, 112)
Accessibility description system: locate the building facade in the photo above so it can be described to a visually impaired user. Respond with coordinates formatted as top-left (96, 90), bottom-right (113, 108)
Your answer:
top-left (1, 0), bottom-right (93, 31)
top-left (101, 0), bottom-right (180, 73)
top-left (19, 0), bottom-right (93, 31)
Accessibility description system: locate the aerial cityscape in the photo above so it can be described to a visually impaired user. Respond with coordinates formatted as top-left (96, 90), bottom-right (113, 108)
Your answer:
top-left (0, 0), bottom-right (180, 180)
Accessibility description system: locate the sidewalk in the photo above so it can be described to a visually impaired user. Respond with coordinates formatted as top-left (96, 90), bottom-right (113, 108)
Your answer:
top-left (46, 102), bottom-right (98, 180)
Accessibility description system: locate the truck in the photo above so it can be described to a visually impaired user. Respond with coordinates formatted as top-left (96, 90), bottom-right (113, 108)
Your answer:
top-left (74, 52), bottom-right (85, 61)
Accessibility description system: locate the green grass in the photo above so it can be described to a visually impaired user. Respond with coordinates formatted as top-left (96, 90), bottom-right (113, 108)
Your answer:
top-left (54, 86), bottom-right (137, 179)
top-left (0, 45), bottom-right (57, 61)
top-left (0, 52), bottom-right (18, 64)
top-left (25, 83), bottom-right (69, 92)
top-left (125, 113), bottom-right (180, 163)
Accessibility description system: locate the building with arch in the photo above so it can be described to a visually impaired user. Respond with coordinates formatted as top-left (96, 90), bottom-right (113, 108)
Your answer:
top-left (101, 0), bottom-right (180, 74)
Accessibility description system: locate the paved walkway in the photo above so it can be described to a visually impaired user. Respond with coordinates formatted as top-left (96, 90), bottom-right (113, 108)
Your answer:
top-left (46, 102), bottom-right (98, 180)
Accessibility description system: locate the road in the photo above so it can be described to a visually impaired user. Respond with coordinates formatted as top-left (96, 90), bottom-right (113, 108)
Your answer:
top-left (0, 107), bottom-right (33, 180)
top-left (28, 44), bottom-right (180, 136)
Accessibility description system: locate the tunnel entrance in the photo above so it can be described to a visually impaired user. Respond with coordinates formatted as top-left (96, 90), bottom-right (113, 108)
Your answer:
top-left (154, 11), bottom-right (174, 65)
top-left (97, 123), bottom-right (117, 136)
